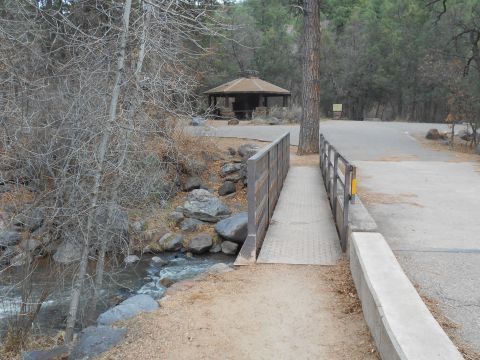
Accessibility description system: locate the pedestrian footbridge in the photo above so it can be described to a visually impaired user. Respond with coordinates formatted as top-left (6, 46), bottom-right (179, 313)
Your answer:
top-left (235, 133), bottom-right (355, 266)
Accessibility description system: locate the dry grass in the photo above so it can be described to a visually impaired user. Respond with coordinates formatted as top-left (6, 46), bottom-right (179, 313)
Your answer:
top-left (0, 331), bottom-right (65, 360)
top-left (325, 259), bottom-right (363, 315)
top-left (377, 155), bottom-right (419, 161)
top-left (359, 187), bottom-right (423, 207)
top-left (289, 146), bottom-right (320, 166)
top-left (414, 134), bottom-right (479, 162)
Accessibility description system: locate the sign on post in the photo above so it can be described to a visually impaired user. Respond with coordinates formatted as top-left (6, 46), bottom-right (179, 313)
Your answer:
top-left (333, 104), bottom-right (343, 119)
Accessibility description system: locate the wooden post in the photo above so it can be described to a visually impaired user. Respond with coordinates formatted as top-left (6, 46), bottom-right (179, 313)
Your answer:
top-left (208, 95), bottom-right (211, 107)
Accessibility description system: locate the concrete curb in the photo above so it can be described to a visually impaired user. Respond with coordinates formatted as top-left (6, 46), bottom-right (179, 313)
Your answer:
top-left (350, 232), bottom-right (464, 360)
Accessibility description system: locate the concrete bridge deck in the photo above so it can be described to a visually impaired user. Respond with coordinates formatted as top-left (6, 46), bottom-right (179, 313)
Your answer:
top-left (257, 166), bottom-right (341, 265)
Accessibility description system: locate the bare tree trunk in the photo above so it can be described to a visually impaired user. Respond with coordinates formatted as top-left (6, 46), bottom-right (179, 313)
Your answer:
top-left (64, 0), bottom-right (133, 343)
top-left (298, 0), bottom-right (320, 155)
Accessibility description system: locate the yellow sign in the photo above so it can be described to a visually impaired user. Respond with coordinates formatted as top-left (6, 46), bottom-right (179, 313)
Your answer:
top-left (333, 104), bottom-right (343, 112)
top-left (351, 178), bottom-right (357, 196)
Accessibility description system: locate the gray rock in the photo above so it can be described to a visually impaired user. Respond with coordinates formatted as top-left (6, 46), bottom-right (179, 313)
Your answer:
top-left (0, 230), bottom-right (21, 247)
top-left (227, 118), bottom-right (239, 125)
top-left (190, 116), bottom-right (205, 126)
top-left (183, 189), bottom-right (231, 222)
top-left (206, 263), bottom-right (233, 274)
top-left (70, 326), bottom-right (127, 360)
top-left (159, 233), bottom-right (184, 251)
top-left (225, 173), bottom-right (242, 182)
top-left (268, 117), bottom-right (281, 125)
top-left (53, 239), bottom-right (82, 264)
top-left (187, 233), bottom-right (213, 254)
top-left (214, 212), bottom-right (248, 244)
top-left (151, 256), bottom-right (168, 266)
top-left (238, 143), bottom-right (260, 159)
top-left (457, 129), bottom-right (475, 141)
top-left (179, 218), bottom-right (203, 232)
top-left (124, 255), bottom-right (140, 264)
top-left (227, 147), bottom-right (236, 156)
top-left (168, 211), bottom-right (184, 225)
top-left (209, 243), bottom-right (222, 253)
top-left (183, 176), bottom-right (203, 191)
top-left (22, 345), bottom-right (70, 360)
top-left (0, 247), bottom-right (15, 265)
top-left (426, 128), bottom-right (440, 140)
top-left (220, 163), bottom-right (242, 177)
top-left (221, 241), bottom-right (239, 255)
top-left (218, 181), bottom-right (236, 196)
top-left (97, 294), bottom-right (158, 325)
top-left (131, 220), bottom-right (146, 232)
top-left (13, 208), bottom-right (44, 232)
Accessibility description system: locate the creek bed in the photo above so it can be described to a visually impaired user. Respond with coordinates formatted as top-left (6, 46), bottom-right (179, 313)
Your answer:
top-left (0, 253), bottom-right (232, 336)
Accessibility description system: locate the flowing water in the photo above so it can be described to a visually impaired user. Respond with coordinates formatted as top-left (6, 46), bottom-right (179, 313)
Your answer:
top-left (0, 253), bottom-right (232, 336)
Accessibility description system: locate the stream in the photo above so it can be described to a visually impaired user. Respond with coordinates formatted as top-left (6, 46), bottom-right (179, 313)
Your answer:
top-left (0, 253), bottom-right (232, 336)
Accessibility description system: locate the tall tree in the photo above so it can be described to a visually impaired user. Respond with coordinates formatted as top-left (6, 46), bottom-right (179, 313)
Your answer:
top-left (298, 0), bottom-right (321, 154)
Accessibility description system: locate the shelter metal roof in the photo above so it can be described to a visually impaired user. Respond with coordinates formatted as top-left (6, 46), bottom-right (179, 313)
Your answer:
top-left (204, 77), bottom-right (290, 95)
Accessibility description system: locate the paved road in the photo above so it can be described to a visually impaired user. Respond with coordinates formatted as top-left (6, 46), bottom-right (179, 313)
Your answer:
top-left (196, 120), bottom-right (480, 352)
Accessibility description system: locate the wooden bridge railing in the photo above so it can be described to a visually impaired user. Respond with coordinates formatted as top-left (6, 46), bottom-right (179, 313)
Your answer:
top-left (320, 134), bottom-right (357, 251)
top-left (235, 132), bottom-right (290, 265)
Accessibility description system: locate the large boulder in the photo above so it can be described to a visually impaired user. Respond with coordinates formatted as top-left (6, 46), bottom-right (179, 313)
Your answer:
top-left (218, 181), bottom-right (236, 196)
top-left (158, 233), bottom-right (184, 251)
top-left (70, 326), bottom-right (127, 360)
top-left (183, 176), bottom-right (203, 191)
top-left (53, 238), bottom-right (82, 264)
top-left (0, 229), bottom-right (21, 247)
top-left (238, 143), bottom-right (260, 159)
top-left (214, 212), bottom-right (248, 244)
top-left (220, 163), bottom-right (242, 177)
top-left (97, 294), bottom-right (158, 325)
top-left (187, 233), bottom-right (213, 254)
top-left (425, 129), bottom-right (440, 140)
top-left (183, 189), bottom-right (231, 222)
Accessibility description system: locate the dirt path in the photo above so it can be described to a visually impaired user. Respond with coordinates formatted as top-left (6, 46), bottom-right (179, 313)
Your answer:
top-left (100, 262), bottom-right (377, 360)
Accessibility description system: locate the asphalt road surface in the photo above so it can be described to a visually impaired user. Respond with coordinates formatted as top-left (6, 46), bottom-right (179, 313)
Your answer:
top-left (195, 119), bottom-right (480, 352)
